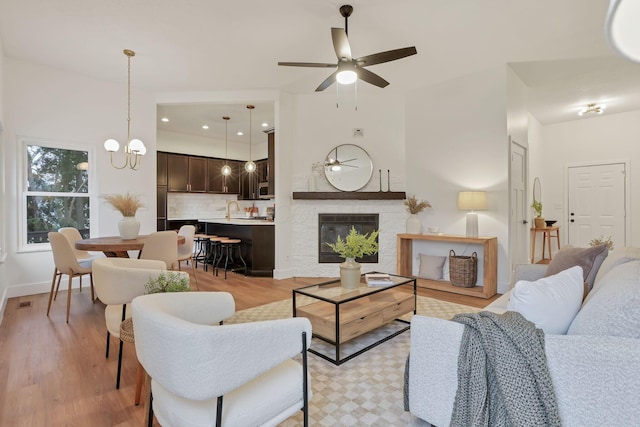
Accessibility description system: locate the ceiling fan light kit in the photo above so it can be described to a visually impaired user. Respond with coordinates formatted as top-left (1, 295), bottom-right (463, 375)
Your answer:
top-left (578, 103), bottom-right (605, 116)
top-left (278, 4), bottom-right (417, 92)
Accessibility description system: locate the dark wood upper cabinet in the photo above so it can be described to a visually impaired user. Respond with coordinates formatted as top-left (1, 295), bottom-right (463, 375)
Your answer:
top-left (207, 158), bottom-right (224, 192)
top-left (267, 131), bottom-right (275, 195)
top-left (188, 157), bottom-right (207, 192)
top-left (167, 154), bottom-right (189, 191)
top-left (157, 151), bottom-right (168, 186)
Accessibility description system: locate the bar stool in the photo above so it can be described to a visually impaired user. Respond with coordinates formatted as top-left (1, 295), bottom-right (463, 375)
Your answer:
top-left (193, 234), bottom-right (210, 268)
top-left (207, 236), bottom-right (227, 274)
top-left (216, 238), bottom-right (247, 279)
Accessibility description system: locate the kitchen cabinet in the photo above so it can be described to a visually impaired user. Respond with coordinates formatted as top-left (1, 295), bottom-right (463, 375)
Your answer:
top-left (267, 130), bottom-right (275, 195)
top-left (167, 153), bottom-right (206, 192)
top-left (240, 158), bottom-right (267, 200)
top-left (207, 159), bottom-right (241, 194)
top-left (157, 152), bottom-right (168, 231)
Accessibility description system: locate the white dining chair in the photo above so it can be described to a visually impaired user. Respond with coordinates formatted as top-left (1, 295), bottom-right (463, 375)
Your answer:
top-left (57, 227), bottom-right (105, 294)
top-left (177, 225), bottom-right (199, 290)
top-left (139, 231), bottom-right (178, 271)
top-left (47, 231), bottom-right (95, 322)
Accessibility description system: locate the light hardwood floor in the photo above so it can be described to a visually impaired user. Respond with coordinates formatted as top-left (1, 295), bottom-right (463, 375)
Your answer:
top-left (0, 265), bottom-right (498, 426)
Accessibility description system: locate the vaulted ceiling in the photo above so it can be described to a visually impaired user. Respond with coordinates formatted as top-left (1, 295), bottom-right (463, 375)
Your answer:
top-left (2, 0), bottom-right (639, 132)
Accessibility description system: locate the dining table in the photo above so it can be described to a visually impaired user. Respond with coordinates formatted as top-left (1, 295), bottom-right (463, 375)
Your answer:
top-left (75, 235), bottom-right (185, 258)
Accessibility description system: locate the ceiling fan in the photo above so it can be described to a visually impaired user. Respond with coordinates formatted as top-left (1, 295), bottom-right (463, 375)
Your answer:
top-left (278, 4), bottom-right (417, 92)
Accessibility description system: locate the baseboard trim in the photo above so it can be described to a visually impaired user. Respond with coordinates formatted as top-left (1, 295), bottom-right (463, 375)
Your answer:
top-left (6, 278), bottom-right (86, 299)
top-left (273, 267), bottom-right (295, 280)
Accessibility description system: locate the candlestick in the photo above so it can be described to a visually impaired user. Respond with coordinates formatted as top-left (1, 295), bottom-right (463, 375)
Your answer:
top-left (387, 169), bottom-right (391, 192)
top-left (379, 169), bottom-right (382, 192)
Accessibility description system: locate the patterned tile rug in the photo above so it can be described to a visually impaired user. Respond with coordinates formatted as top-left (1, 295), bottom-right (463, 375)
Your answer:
top-left (226, 296), bottom-right (480, 426)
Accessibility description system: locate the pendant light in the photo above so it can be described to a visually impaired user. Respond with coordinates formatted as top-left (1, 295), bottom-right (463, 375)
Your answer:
top-left (221, 116), bottom-right (232, 176)
top-left (103, 49), bottom-right (146, 170)
top-left (244, 105), bottom-right (256, 173)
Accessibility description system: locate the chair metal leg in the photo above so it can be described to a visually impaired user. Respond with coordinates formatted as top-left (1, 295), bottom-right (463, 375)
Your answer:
top-left (89, 273), bottom-right (95, 303)
top-left (106, 331), bottom-right (111, 358)
top-left (116, 339), bottom-right (124, 389)
top-left (53, 270), bottom-right (62, 301)
top-left (302, 331), bottom-right (309, 427)
top-left (216, 396), bottom-right (223, 427)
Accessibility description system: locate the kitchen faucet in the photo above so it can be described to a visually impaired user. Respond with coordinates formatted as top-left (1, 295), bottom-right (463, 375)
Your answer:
top-left (226, 200), bottom-right (240, 221)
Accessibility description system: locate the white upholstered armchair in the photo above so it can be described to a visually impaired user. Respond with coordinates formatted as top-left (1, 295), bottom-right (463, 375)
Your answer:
top-left (132, 292), bottom-right (312, 427)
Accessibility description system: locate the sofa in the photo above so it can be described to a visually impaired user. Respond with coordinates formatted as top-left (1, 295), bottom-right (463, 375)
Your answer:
top-left (407, 246), bottom-right (640, 426)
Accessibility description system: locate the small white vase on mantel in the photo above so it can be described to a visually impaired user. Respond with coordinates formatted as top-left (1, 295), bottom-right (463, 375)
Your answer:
top-left (118, 216), bottom-right (140, 240)
top-left (339, 257), bottom-right (361, 289)
top-left (406, 214), bottom-right (422, 234)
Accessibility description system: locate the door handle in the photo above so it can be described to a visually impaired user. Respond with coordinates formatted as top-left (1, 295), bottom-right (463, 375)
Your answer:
top-left (522, 220), bottom-right (528, 224)
top-left (570, 219), bottom-right (575, 223)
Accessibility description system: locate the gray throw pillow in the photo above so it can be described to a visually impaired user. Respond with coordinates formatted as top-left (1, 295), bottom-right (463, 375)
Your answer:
top-left (418, 254), bottom-right (446, 280)
top-left (544, 245), bottom-right (609, 291)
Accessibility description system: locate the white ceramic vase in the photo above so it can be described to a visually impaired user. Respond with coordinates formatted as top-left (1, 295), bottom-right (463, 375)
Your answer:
top-left (406, 214), bottom-right (422, 234)
top-left (118, 216), bottom-right (140, 240)
top-left (339, 257), bottom-right (361, 289)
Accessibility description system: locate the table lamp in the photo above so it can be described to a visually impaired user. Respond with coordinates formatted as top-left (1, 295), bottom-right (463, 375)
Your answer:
top-left (458, 191), bottom-right (487, 237)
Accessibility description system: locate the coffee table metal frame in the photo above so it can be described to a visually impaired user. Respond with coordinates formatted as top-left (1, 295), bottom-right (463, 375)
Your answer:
top-left (292, 272), bottom-right (416, 365)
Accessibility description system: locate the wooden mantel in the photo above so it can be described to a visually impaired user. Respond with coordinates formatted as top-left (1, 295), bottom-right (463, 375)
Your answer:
top-left (292, 191), bottom-right (406, 200)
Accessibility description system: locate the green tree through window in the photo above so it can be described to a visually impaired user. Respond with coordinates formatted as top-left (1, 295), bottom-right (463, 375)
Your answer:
top-left (25, 144), bottom-right (90, 244)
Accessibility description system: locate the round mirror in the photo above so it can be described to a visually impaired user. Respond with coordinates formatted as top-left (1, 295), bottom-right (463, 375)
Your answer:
top-left (533, 177), bottom-right (542, 202)
top-left (323, 144), bottom-right (373, 191)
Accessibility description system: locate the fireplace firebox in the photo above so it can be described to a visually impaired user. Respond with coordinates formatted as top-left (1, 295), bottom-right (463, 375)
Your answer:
top-left (318, 213), bottom-right (379, 263)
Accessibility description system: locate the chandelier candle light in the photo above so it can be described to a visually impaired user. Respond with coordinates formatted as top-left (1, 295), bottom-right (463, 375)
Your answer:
top-left (103, 49), bottom-right (146, 170)
top-left (244, 105), bottom-right (256, 173)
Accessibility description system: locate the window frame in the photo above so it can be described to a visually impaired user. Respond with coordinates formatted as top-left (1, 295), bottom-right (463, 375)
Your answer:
top-left (19, 136), bottom-right (97, 252)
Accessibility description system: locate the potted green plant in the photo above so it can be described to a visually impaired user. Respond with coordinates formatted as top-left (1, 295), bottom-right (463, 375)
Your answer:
top-left (103, 192), bottom-right (144, 240)
top-left (145, 271), bottom-right (191, 294)
top-left (404, 195), bottom-right (431, 234)
top-left (327, 227), bottom-right (380, 289)
top-left (531, 200), bottom-right (545, 228)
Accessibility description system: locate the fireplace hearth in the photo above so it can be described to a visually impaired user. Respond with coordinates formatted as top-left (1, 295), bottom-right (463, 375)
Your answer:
top-left (318, 213), bottom-right (379, 263)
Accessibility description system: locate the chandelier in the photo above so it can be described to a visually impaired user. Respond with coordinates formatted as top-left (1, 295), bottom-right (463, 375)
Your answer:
top-left (578, 103), bottom-right (606, 116)
top-left (104, 49), bottom-right (146, 170)
top-left (244, 105), bottom-right (256, 173)
top-left (221, 116), bottom-right (232, 176)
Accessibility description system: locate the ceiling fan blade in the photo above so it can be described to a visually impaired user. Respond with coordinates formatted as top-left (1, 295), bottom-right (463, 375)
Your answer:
top-left (341, 164), bottom-right (358, 168)
top-left (278, 62), bottom-right (337, 68)
top-left (356, 46), bottom-right (418, 67)
top-left (357, 68), bottom-right (389, 88)
top-left (315, 70), bottom-right (338, 92)
top-left (331, 28), bottom-right (352, 60)
top-left (338, 158), bottom-right (358, 163)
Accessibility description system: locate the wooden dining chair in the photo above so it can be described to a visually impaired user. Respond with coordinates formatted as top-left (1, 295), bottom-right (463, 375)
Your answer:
top-left (47, 231), bottom-right (95, 322)
top-left (177, 225), bottom-right (199, 290)
top-left (58, 227), bottom-right (105, 295)
top-left (139, 231), bottom-right (178, 270)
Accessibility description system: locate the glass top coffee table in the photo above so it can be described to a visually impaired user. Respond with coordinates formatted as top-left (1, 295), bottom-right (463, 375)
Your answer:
top-left (293, 272), bottom-right (416, 365)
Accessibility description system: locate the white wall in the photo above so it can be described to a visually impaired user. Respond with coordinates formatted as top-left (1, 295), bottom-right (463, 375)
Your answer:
top-left (0, 34), bottom-right (7, 320)
top-left (406, 66), bottom-right (511, 293)
top-left (2, 58), bottom-right (157, 298)
top-left (536, 110), bottom-right (640, 247)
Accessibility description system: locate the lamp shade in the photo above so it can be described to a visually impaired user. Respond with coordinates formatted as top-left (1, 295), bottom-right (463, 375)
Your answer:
top-left (457, 191), bottom-right (487, 211)
top-left (606, 0), bottom-right (640, 62)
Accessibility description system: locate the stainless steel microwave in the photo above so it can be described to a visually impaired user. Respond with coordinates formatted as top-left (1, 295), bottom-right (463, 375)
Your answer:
top-left (258, 182), bottom-right (273, 199)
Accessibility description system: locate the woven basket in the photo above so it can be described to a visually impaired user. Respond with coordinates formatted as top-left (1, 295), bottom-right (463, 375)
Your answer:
top-left (449, 250), bottom-right (477, 288)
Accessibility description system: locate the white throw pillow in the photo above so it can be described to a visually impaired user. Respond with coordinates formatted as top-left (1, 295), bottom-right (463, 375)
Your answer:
top-left (507, 266), bottom-right (584, 334)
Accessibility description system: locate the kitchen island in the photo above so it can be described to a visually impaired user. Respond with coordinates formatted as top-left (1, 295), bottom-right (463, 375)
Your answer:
top-left (199, 218), bottom-right (275, 277)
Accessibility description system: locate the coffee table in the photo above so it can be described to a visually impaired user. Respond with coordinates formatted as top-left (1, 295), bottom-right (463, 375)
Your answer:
top-left (293, 272), bottom-right (416, 365)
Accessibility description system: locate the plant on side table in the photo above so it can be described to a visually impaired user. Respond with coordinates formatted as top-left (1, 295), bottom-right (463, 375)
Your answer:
top-left (531, 200), bottom-right (546, 228)
top-left (328, 227), bottom-right (380, 289)
top-left (404, 195), bottom-right (431, 234)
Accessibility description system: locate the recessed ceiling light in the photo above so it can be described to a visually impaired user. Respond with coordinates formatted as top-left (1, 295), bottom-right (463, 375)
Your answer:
top-left (261, 122), bottom-right (269, 127)
top-left (237, 131), bottom-right (244, 136)
top-left (161, 117), bottom-right (169, 122)
top-left (202, 125), bottom-right (209, 130)
top-left (578, 103), bottom-right (606, 116)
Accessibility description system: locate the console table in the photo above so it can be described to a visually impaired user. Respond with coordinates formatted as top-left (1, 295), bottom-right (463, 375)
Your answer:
top-left (397, 233), bottom-right (498, 298)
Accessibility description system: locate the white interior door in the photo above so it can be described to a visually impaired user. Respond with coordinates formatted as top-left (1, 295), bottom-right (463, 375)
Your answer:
top-left (568, 163), bottom-right (626, 247)
top-left (510, 141), bottom-right (528, 270)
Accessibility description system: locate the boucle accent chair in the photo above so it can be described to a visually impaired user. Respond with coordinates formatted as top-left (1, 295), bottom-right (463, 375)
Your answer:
top-left (92, 257), bottom-right (172, 389)
top-left (132, 292), bottom-right (312, 427)
top-left (408, 247), bottom-right (640, 426)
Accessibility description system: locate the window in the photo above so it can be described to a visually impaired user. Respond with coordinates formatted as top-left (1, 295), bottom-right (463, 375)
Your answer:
top-left (21, 138), bottom-right (94, 250)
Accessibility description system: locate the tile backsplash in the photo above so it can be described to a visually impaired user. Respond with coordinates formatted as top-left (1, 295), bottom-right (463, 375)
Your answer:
top-left (167, 193), bottom-right (274, 219)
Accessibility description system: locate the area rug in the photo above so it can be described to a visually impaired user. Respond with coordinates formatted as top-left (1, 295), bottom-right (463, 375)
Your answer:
top-left (226, 296), bottom-right (480, 426)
